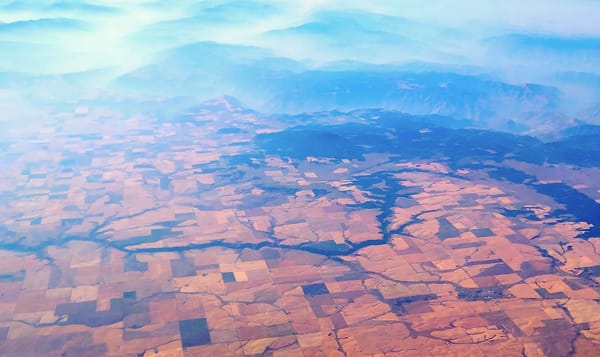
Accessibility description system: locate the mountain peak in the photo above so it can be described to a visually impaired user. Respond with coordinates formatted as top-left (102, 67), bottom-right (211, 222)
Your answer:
top-left (201, 95), bottom-right (248, 111)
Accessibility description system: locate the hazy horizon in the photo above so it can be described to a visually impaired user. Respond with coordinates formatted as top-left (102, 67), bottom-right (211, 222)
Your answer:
top-left (1, 0), bottom-right (599, 72)
top-left (1, 0), bottom-right (600, 136)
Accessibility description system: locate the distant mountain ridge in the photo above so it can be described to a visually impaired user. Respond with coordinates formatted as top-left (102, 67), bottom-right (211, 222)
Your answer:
top-left (484, 34), bottom-right (600, 72)
top-left (113, 41), bottom-right (563, 134)
top-left (0, 18), bottom-right (88, 33)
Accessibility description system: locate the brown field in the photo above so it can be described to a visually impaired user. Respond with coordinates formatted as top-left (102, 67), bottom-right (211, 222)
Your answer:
top-left (0, 100), bottom-right (599, 356)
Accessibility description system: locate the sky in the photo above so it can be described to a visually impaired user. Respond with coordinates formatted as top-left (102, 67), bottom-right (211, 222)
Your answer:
top-left (1, 0), bottom-right (600, 74)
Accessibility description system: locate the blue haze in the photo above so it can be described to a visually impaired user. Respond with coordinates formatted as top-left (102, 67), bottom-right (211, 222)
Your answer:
top-left (0, 0), bottom-right (599, 137)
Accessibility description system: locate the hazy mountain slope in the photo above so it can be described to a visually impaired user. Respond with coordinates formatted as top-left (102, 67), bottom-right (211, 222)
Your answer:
top-left (261, 10), bottom-right (467, 63)
top-left (485, 34), bottom-right (600, 72)
top-left (113, 42), bottom-right (561, 129)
